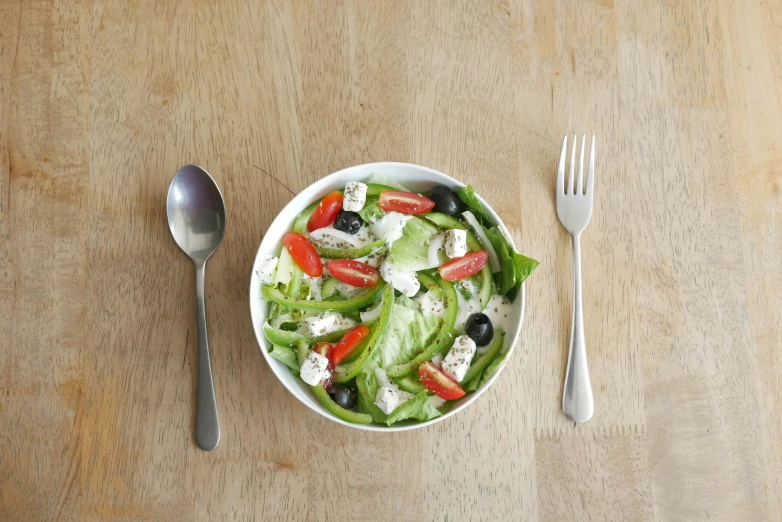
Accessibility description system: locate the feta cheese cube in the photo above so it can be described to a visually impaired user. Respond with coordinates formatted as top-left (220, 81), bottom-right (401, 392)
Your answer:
top-left (444, 229), bottom-right (467, 259)
top-left (441, 335), bottom-right (477, 382)
top-left (375, 387), bottom-right (404, 414)
top-left (420, 291), bottom-right (446, 319)
top-left (254, 254), bottom-right (279, 284)
top-left (300, 351), bottom-right (330, 386)
top-left (304, 312), bottom-right (357, 337)
top-left (370, 212), bottom-right (411, 247)
top-left (343, 181), bottom-right (368, 212)
top-left (380, 259), bottom-right (420, 297)
top-left (430, 352), bottom-right (444, 369)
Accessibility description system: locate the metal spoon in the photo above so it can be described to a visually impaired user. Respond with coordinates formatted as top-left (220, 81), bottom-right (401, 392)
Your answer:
top-left (166, 165), bottom-right (225, 451)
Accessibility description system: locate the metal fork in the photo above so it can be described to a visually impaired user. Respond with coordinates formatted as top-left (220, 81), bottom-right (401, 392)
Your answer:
top-left (556, 135), bottom-right (595, 423)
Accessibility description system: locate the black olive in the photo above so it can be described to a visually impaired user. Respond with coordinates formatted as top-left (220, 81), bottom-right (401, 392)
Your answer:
top-left (334, 210), bottom-right (363, 234)
top-left (329, 384), bottom-right (358, 411)
top-left (465, 313), bottom-right (493, 346)
top-left (428, 186), bottom-right (465, 216)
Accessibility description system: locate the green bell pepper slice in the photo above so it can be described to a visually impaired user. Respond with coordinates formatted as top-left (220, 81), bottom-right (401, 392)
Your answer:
top-left (263, 322), bottom-right (376, 347)
top-left (311, 385), bottom-right (373, 424)
top-left (386, 277), bottom-right (458, 377)
top-left (460, 331), bottom-right (504, 385)
top-left (315, 238), bottom-right (385, 259)
top-left (262, 283), bottom-right (383, 313)
top-left (335, 284), bottom-right (394, 383)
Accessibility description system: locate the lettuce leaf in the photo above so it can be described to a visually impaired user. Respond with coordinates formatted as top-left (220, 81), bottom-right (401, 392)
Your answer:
top-left (367, 173), bottom-right (407, 191)
top-left (506, 252), bottom-right (540, 301)
top-left (385, 391), bottom-right (442, 426)
top-left (361, 295), bottom-right (442, 374)
top-left (455, 185), bottom-right (492, 225)
top-left (483, 227), bottom-right (516, 295)
top-left (388, 217), bottom-right (440, 272)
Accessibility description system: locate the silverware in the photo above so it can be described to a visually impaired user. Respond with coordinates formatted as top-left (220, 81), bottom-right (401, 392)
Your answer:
top-left (556, 135), bottom-right (595, 423)
top-left (166, 165), bottom-right (226, 450)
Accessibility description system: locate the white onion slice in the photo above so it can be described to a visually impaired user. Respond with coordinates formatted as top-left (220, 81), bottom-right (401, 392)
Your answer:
top-left (309, 227), bottom-right (363, 247)
top-left (359, 299), bottom-right (384, 322)
top-left (462, 211), bottom-right (501, 273)
top-left (428, 234), bottom-right (445, 267)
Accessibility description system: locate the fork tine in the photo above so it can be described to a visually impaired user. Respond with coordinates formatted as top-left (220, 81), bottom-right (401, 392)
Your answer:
top-left (568, 134), bottom-right (576, 195)
top-left (557, 135), bottom-right (567, 195)
top-left (577, 135), bottom-right (585, 195)
top-left (586, 135), bottom-right (595, 198)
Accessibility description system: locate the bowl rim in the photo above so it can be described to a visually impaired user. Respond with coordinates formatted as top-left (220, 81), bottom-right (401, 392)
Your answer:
top-left (249, 161), bottom-right (525, 431)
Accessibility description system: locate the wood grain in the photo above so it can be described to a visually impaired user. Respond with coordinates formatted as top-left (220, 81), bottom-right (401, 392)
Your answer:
top-left (1, 0), bottom-right (781, 520)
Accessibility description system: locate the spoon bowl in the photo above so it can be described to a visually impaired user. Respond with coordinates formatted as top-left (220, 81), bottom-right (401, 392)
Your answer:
top-left (167, 165), bottom-right (226, 263)
top-left (166, 164), bottom-right (225, 451)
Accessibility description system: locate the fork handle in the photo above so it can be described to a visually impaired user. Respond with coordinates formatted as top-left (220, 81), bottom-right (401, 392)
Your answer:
top-left (562, 233), bottom-right (594, 422)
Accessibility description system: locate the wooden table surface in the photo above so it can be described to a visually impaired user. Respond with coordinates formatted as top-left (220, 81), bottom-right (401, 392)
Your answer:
top-left (2, 0), bottom-right (781, 521)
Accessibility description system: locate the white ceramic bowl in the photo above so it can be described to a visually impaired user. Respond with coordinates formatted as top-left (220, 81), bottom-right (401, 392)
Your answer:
top-left (249, 162), bottom-right (525, 431)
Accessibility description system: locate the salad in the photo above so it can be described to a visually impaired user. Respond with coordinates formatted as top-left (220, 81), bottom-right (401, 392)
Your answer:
top-left (257, 174), bottom-right (539, 426)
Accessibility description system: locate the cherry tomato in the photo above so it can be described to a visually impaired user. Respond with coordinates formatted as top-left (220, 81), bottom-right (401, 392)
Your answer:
top-left (327, 260), bottom-right (379, 288)
top-left (308, 191), bottom-right (343, 232)
top-left (282, 232), bottom-right (323, 277)
top-left (438, 250), bottom-right (488, 281)
top-left (312, 342), bottom-right (335, 390)
top-left (418, 360), bottom-right (466, 400)
top-left (332, 325), bottom-right (371, 365)
top-left (378, 190), bottom-right (435, 215)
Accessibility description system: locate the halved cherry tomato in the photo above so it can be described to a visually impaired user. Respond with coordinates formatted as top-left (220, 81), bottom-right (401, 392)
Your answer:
top-left (282, 232), bottom-right (323, 277)
top-left (332, 325), bottom-right (371, 365)
top-left (327, 260), bottom-right (379, 288)
top-left (378, 190), bottom-right (435, 215)
top-left (418, 360), bottom-right (466, 400)
top-left (308, 191), bottom-right (343, 232)
top-left (438, 250), bottom-right (488, 281)
top-left (313, 342), bottom-right (335, 390)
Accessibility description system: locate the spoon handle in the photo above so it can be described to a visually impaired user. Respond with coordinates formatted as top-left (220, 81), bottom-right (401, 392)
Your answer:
top-left (195, 261), bottom-right (220, 450)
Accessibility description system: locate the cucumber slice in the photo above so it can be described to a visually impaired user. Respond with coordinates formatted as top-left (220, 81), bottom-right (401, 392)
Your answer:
top-left (394, 375), bottom-right (426, 395)
top-left (461, 331), bottom-right (504, 385)
top-left (424, 212), bottom-right (467, 230)
top-left (274, 247), bottom-right (295, 286)
top-left (315, 239), bottom-right (385, 259)
top-left (293, 200), bottom-right (320, 235)
top-left (321, 277), bottom-right (340, 298)
top-left (365, 183), bottom-right (397, 197)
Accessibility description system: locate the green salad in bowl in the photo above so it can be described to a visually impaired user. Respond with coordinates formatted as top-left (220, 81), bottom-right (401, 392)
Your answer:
top-left (252, 164), bottom-right (538, 429)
